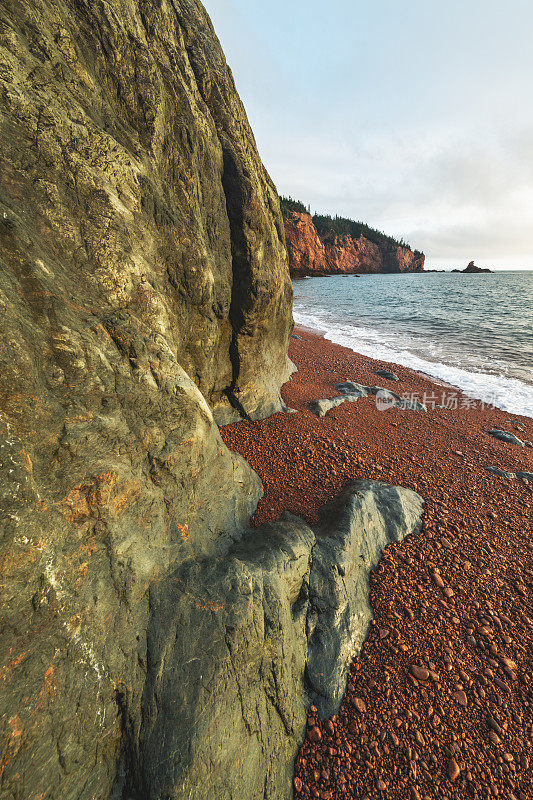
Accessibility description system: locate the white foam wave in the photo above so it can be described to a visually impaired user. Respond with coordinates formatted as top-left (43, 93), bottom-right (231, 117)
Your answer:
top-left (293, 309), bottom-right (533, 418)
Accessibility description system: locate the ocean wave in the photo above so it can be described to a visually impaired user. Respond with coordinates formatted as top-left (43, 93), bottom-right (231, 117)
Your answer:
top-left (293, 309), bottom-right (533, 418)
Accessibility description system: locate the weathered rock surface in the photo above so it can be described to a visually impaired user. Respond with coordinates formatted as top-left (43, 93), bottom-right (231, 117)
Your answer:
top-left (0, 0), bottom-right (293, 426)
top-left (128, 482), bottom-right (423, 798)
top-left (135, 514), bottom-right (315, 800)
top-left (285, 212), bottom-right (425, 277)
top-left (307, 482), bottom-right (424, 716)
top-left (0, 0), bottom-right (292, 797)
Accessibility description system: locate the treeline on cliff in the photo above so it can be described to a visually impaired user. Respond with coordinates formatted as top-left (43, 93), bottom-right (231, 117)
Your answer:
top-left (280, 195), bottom-right (423, 257)
top-left (280, 195), bottom-right (310, 216)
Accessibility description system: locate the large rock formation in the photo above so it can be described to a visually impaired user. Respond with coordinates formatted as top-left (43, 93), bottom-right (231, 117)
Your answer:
top-left (0, 0), bottom-right (293, 425)
top-left (131, 482), bottom-right (423, 799)
top-left (285, 212), bottom-right (425, 276)
top-left (0, 0), bottom-right (291, 797)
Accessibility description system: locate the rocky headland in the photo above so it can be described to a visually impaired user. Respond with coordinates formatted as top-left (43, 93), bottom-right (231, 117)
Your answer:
top-left (283, 208), bottom-right (425, 277)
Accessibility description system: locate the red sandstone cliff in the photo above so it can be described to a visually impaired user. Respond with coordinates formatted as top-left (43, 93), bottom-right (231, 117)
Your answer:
top-left (284, 212), bottom-right (425, 276)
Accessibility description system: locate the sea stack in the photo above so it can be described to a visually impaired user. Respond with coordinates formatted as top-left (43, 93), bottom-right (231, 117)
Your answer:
top-left (454, 261), bottom-right (493, 273)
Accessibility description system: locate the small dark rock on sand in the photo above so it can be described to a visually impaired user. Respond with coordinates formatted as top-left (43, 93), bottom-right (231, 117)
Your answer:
top-left (485, 466), bottom-right (533, 482)
top-left (489, 429), bottom-right (525, 447)
top-left (375, 369), bottom-right (400, 381)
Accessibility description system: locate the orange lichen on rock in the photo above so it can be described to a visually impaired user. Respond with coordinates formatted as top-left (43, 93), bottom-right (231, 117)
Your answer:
top-left (36, 664), bottom-right (55, 708)
top-left (0, 716), bottom-right (23, 779)
top-left (58, 470), bottom-right (142, 522)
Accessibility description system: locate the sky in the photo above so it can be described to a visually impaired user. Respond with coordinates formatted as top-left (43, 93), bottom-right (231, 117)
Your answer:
top-left (204, 0), bottom-right (533, 270)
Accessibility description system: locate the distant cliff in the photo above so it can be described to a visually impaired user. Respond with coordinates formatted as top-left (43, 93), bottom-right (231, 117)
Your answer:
top-left (283, 207), bottom-right (425, 276)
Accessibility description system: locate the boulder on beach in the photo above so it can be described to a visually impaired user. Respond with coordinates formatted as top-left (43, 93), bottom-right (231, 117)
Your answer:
top-left (336, 381), bottom-right (369, 396)
top-left (485, 466), bottom-right (517, 479)
top-left (375, 369), bottom-right (400, 381)
top-left (310, 390), bottom-right (367, 418)
top-left (368, 386), bottom-right (427, 413)
top-left (309, 381), bottom-right (427, 418)
top-left (489, 429), bottom-right (525, 446)
top-left (485, 466), bottom-right (533, 482)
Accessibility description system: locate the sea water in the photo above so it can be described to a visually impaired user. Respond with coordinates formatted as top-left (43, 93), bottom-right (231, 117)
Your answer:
top-left (293, 271), bottom-right (533, 418)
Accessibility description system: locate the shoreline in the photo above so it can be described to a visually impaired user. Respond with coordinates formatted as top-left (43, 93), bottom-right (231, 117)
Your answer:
top-left (295, 322), bottom-right (468, 393)
top-left (291, 310), bottom-right (533, 420)
top-left (295, 321), bottom-right (517, 412)
top-left (223, 324), bottom-right (532, 528)
top-left (221, 326), bottom-right (533, 799)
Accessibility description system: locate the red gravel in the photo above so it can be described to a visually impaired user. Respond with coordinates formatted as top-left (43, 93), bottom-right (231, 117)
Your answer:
top-left (221, 326), bottom-right (533, 800)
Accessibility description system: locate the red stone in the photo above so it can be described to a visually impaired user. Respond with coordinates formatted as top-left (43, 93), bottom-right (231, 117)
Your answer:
top-left (410, 665), bottom-right (429, 681)
top-left (453, 690), bottom-right (467, 707)
top-left (308, 726), bottom-right (322, 743)
top-left (447, 759), bottom-right (460, 781)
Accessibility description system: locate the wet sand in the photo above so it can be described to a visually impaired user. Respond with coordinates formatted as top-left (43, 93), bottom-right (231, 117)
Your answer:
top-left (221, 326), bottom-right (533, 800)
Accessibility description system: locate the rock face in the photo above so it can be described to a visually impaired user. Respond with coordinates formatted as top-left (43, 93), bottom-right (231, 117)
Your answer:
top-left (0, 0), bottom-right (292, 797)
top-left (284, 212), bottom-right (425, 276)
top-left (284, 211), bottom-right (328, 274)
top-left (0, 0), bottom-right (293, 426)
top-left (136, 515), bottom-right (315, 800)
top-left (131, 482), bottom-right (423, 799)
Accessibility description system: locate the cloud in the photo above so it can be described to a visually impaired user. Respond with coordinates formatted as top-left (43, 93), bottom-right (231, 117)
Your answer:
top-left (204, 0), bottom-right (533, 267)
top-left (269, 125), bottom-right (533, 264)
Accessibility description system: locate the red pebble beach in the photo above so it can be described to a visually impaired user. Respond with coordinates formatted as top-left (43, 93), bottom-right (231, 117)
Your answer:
top-left (221, 326), bottom-right (533, 800)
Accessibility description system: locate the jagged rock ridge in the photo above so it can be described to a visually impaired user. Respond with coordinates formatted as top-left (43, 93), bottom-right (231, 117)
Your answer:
top-left (285, 212), bottom-right (425, 276)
